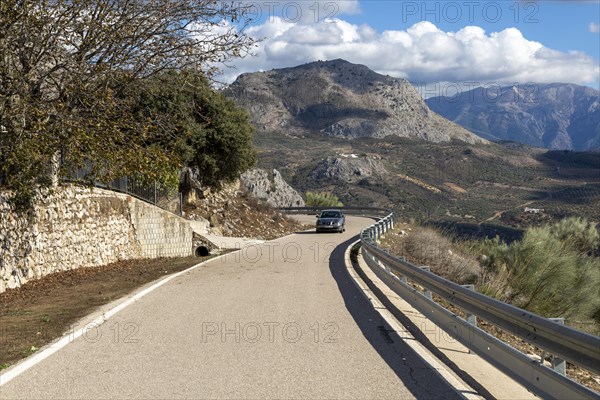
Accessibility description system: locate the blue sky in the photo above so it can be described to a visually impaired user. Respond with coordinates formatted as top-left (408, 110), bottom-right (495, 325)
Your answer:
top-left (346, 1), bottom-right (599, 59)
top-left (219, 1), bottom-right (600, 91)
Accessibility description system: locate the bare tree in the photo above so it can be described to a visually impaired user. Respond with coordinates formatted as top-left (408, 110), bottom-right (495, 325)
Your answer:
top-left (0, 0), bottom-right (256, 201)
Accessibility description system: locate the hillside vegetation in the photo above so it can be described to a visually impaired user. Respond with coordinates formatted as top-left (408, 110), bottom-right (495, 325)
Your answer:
top-left (255, 132), bottom-right (600, 227)
top-left (474, 218), bottom-right (599, 328)
top-left (382, 218), bottom-right (600, 335)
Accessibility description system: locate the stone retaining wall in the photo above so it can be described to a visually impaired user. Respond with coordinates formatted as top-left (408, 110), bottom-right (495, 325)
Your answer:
top-left (0, 184), bottom-right (193, 293)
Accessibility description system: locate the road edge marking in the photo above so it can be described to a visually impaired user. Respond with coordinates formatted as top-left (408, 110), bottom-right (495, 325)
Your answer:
top-left (342, 240), bottom-right (484, 400)
top-left (0, 251), bottom-right (238, 386)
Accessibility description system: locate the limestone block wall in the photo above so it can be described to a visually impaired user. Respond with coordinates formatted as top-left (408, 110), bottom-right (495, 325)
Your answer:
top-left (128, 199), bottom-right (193, 258)
top-left (0, 184), bottom-right (193, 293)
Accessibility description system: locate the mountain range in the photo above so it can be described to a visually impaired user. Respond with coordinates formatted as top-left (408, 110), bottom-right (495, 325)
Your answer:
top-left (224, 59), bottom-right (485, 144)
top-left (223, 59), bottom-right (600, 227)
top-left (426, 83), bottom-right (600, 151)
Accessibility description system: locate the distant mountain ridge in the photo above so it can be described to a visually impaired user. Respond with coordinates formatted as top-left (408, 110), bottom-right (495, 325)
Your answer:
top-left (426, 83), bottom-right (600, 150)
top-left (224, 59), bottom-right (485, 144)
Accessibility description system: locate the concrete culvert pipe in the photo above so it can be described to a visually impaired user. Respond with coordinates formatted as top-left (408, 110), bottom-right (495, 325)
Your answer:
top-left (195, 246), bottom-right (210, 257)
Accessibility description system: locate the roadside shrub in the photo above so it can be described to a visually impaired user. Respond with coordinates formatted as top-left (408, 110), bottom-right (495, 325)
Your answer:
top-left (474, 218), bottom-right (600, 329)
top-left (473, 236), bottom-right (514, 300)
top-left (305, 192), bottom-right (343, 207)
top-left (548, 217), bottom-right (599, 254)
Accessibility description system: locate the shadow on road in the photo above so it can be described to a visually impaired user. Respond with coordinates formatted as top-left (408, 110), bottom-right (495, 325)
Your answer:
top-left (328, 236), bottom-right (481, 400)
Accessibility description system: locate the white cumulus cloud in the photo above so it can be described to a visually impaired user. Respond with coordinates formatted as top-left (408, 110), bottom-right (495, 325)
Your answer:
top-left (216, 19), bottom-right (600, 88)
top-left (590, 22), bottom-right (600, 34)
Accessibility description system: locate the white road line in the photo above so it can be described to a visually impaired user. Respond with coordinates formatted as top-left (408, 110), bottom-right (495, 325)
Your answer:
top-left (1, 226), bottom-right (329, 386)
top-left (343, 241), bottom-right (484, 400)
top-left (0, 252), bottom-right (236, 386)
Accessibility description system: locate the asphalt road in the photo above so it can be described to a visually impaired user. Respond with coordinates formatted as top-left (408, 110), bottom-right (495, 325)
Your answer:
top-left (0, 216), bottom-right (461, 399)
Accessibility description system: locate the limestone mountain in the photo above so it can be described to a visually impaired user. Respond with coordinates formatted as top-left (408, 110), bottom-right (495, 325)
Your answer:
top-left (224, 59), bottom-right (485, 144)
top-left (426, 83), bottom-right (600, 150)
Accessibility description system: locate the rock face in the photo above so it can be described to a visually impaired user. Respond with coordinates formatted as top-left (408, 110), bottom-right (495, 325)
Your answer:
top-left (311, 156), bottom-right (387, 183)
top-left (240, 169), bottom-right (305, 207)
top-left (184, 177), bottom-right (306, 240)
top-left (225, 59), bottom-right (485, 144)
top-left (426, 83), bottom-right (600, 150)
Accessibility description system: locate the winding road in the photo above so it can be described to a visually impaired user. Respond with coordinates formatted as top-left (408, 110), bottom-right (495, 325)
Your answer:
top-left (0, 216), bottom-right (465, 399)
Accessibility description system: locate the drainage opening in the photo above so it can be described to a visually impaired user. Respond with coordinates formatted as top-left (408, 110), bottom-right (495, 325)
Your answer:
top-left (195, 246), bottom-right (210, 257)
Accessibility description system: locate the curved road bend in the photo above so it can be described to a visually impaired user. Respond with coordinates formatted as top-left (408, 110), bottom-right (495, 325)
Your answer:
top-left (1, 216), bottom-right (461, 399)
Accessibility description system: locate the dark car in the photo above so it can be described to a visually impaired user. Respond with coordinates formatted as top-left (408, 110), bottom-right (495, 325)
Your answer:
top-left (316, 209), bottom-right (345, 233)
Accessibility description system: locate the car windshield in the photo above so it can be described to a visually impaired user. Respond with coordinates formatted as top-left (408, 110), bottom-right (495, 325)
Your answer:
top-left (320, 211), bottom-right (341, 218)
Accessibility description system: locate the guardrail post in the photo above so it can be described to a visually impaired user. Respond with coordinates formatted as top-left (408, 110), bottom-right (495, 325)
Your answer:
top-left (548, 318), bottom-right (566, 376)
top-left (420, 266), bottom-right (432, 299)
top-left (377, 259), bottom-right (390, 273)
top-left (462, 285), bottom-right (478, 327)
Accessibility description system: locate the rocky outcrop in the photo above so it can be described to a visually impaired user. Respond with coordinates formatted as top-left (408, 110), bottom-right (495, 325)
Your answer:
top-left (426, 83), bottom-right (600, 150)
top-left (225, 59), bottom-right (485, 144)
top-left (183, 178), bottom-right (306, 240)
top-left (310, 156), bottom-right (388, 183)
top-left (240, 169), bottom-right (305, 207)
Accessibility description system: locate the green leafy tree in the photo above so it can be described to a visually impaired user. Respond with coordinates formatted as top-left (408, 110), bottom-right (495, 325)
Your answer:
top-left (126, 70), bottom-right (256, 191)
top-left (0, 0), bottom-right (256, 204)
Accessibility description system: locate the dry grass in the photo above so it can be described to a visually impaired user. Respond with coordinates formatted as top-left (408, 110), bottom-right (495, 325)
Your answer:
top-left (386, 225), bottom-right (480, 284)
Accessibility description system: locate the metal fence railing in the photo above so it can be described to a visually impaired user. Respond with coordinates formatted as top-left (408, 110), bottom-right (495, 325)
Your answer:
top-left (67, 165), bottom-right (182, 215)
top-left (355, 212), bottom-right (599, 399)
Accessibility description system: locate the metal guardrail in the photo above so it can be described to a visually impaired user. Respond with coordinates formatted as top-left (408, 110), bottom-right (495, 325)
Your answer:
top-left (279, 206), bottom-right (391, 216)
top-left (358, 211), bottom-right (600, 399)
